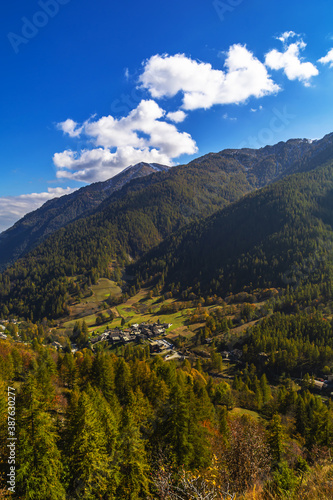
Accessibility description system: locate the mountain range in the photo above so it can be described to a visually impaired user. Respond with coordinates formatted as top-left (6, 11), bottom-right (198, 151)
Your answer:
top-left (2, 132), bottom-right (333, 274)
top-left (0, 162), bottom-right (169, 271)
top-left (133, 161), bottom-right (333, 297)
top-left (1, 132), bottom-right (333, 320)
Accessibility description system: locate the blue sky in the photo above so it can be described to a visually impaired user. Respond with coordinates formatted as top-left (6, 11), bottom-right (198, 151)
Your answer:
top-left (1, 0), bottom-right (333, 231)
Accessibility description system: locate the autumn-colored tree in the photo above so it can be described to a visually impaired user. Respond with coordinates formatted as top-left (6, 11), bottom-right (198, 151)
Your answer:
top-left (214, 415), bottom-right (271, 493)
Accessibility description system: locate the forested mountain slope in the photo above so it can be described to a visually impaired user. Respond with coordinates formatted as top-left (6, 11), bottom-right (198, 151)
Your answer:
top-left (0, 157), bottom-right (251, 319)
top-left (134, 162), bottom-right (333, 297)
top-left (1, 133), bottom-right (333, 320)
top-left (0, 162), bottom-right (169, 271)
top-left (1, 132), bottom-right (332, 273)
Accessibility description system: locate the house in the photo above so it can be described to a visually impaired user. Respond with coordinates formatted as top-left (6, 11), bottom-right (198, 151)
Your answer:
top-left (51, 341), bottom-right (62, 349)
top-left (161, 323), bottom-right (172, 329)
top-left (137, 334), bottom-right (148, 342)
top-left (109, 333), bottom-right (121, 343)
top-left (149, 339), bottom-right (174, 353)
top-left (153, 327), bottom-right (165, 336)
top-left (313, 380), bottom-right (324, 391)
top-left (150, 341), bottom-right (160, 353)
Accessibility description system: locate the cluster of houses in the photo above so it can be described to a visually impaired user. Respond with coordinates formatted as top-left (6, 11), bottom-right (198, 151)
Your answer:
top-left (0, 321), bottom-right (8, 340)
top-left (90, 322), bottom-right (174, 352)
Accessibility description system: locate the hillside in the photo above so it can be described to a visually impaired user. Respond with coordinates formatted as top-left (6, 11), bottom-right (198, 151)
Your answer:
top-left (1, 133), bottom-right (333, 320)
top-left (0, 156), bottom-right (251, 320)
top-left (133, 162), bottom-right (333, 297)
top-left (1, 132), bottom-right (333, 274)
top-left (0, 162), bottom-right (169, 271)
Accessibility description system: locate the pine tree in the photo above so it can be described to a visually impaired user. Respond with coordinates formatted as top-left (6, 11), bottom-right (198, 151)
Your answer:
top-left (260, 374), bottom-right (272, 404)
top-left (117, 405), bottom-right (150, 499)
top-left (60, 352), bottom-right (78, 389)
top-left (162, 383), bottom-right (191, 466)
top-left (114, 358), bottom-right (132, 405)
top-left (88, 386), bottom-right (121, 496)
top-left (16, 375), bottom-right (66, 499)
top-left (267, 413), bottom-right (284, 465)
top-left (64, 389), bottom-right (111, 499)
top-left (91, 353), bottom-right (116, 404)
top-left (295, 396), bottom-right (308, 437)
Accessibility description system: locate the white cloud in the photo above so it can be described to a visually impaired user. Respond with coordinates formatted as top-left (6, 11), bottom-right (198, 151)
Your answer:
top-left (0, 187), bottom-right (76, 233)
top-left (277, 31), bottom-right (297, 44)
top-left (54, 100), bottom-right (197, 182)
top-left (54, 147), bottom-right (172, 182)
top-left (57, 119), bottom-right (83, 138)
top-left (139, 46), bottom-right (280, 111)
top-left (53, 39), bottom-right (318, 185)
top-left (265, 36), bottom-right (319, 86)
top-left (166, 110), bottom-right (187, 123)
top-left (318, 48), bottom-right (333, 68)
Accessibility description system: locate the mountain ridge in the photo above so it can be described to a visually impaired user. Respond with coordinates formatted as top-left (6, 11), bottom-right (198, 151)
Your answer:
top-left (2, 132), bottom-right (333, 273)
top-left (2, 132), bottom-right (333, 319)
top-left (0, 162), bottom-right (169, 271)
top-left (133, 161), bottom-right (333, 297)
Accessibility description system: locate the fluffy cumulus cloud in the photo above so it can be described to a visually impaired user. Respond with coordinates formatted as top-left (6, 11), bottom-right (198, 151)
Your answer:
top-left (54, 100), bottom-right (197, 182)
top-left (318, 48), bottom-right (333, 68)
top-left (53, 147), bottom-right (172, 182)
top-left (57, 118), bottom-right (83, 138)
top-left (166, 110), bottom-right (187, 123)
top-left (54, 36), bottom-right (320, 184)
top-left (139, 46), bottom-right (280, 110)
top-left (277, 31), bottom-right (297, 44)
top-left (0, 187), bottom-right (76, 233)
top-left (265, 34), bottom-right (319, 86)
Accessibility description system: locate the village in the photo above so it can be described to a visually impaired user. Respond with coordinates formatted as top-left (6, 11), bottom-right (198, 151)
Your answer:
top-left (89, 321), bottom-right (175, 353)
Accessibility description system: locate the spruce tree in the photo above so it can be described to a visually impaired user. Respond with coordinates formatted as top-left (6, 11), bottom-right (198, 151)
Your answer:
top-left (64, 389), bottom-right (111, 499)
top-left (267, 413), bottom-right (284, 465)
top-left (117, 405), bottom-right (150, 499)
top-left (16, 375), bottom-right (66, 499)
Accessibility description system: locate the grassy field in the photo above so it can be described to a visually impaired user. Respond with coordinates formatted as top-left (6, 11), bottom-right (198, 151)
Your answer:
top-left (89, 278), bottom-right (122, 301)
top-left (114, 290), bottom-right (194, 333)
top-left (60, 280), bottom-right (260, 344)
top-left (62, 278), bottom-right (122, 329)
top-left (61, 284), bottom-right (196, 337)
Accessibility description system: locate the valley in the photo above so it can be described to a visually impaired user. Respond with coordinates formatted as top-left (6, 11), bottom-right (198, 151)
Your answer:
top-left (1, 134), bottom-right (333, 499)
